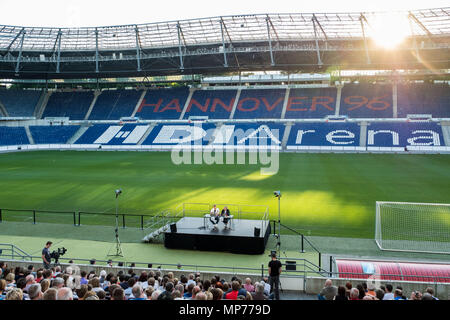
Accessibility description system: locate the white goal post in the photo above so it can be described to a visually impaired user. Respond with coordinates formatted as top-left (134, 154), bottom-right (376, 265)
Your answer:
top-left (375, 201), bottom-right (450, 254)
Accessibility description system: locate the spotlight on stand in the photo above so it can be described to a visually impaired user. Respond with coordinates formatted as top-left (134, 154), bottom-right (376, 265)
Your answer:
top-left (273, 191), bottom-right (281, 198)
top-left (115, 189), bottom-right (122, 198)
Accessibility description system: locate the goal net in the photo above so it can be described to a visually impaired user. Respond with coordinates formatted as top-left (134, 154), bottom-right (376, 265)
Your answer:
top-left (375, 201), bottom-right (450, 254)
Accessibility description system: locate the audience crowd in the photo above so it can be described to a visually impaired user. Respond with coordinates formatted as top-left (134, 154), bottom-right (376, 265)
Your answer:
top-left (0, 261), bottom-right (274, 301)
top-left (0, 261), bottom-right (443, 301)
top-left (318, 278), bottom-right (441, 301)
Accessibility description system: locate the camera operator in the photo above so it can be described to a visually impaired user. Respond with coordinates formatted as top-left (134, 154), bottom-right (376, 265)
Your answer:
top-left (42, 241), bottom-right (52, 269)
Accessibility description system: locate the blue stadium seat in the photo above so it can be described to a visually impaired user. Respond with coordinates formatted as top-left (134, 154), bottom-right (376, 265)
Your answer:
top-left (285, 88), bottom-right (337, 119)
top-left (366, 122), bottom-right (444, 147)
top-left (213, 122), bottom-right (285, 146)
top-left (142, 123), bottom-right (217, 146)
top-left (74, 124), bottom-right (113, 144)
top-left (0, 89), bottom-right (41, 117)
top-left (89, 89), bottom-right (142, 120)
top-left (0, 127), bottom-right (30, 145)
top-left (183, 89), bottom-right (237, 119)
top-left (29, 125), bottom-right (80, 144)
top-left (397, 83), bottom-right (450, 118)
top-left (233, 89), bottom-right (285, 119)
top-left (286, 122), bottom-right (360, 147)
top-left (340, 84), bottom-right (393, 118)
top-left (135, 87), bottom-right (190, 120)
top-left (42, 91), bottom-right (94, 120)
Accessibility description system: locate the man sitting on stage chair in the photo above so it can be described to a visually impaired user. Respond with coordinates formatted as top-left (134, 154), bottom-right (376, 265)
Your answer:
top-left (209, 204), bottom-right (220, 230)
top-left (221, 206), bottom-right (231, 230)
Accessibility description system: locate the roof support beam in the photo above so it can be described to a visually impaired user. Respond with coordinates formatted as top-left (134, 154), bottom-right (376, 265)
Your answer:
top-left (95, 28), bottom-right (99, 73)
top-left (312, 14), bottom-right (328, 49)
top-left (220, 18), bottom-right (240, 68)
top-left (359, 14), bottom-right (371, 65)
top-left (135, 25), bottom-right (142, 72)
top-left (177, 22), bottom-right (184, 70)
top-left (266, 16), bottom-right (275, 66)
top-left (4, 27), bottom-right (25, 56)
top-left (14, 30), bottom-right (26, 74)
top-left (219, 19), bottom-right (228, 67)
top-left (312, 15), bottom-right (323, 66)
top-left (408, 12), bottom-right (435, 43)
top-left (56, 30), bottom-right (62, 73)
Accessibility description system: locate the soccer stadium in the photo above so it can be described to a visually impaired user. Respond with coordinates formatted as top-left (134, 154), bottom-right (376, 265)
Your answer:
top-left (0, 3), bottom-right (449, 304)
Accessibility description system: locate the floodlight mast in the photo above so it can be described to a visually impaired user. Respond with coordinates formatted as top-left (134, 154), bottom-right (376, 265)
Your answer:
top-left (274, 191), bottom-right (281, 256)
top-left (109, 188), bottom-right (123, 257)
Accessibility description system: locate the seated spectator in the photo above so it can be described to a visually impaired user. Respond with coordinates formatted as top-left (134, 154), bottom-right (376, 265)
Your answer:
top-left (52, 277), bottom-right (65, 290)
top-left (57, 287), bottom-right (73, 300)
top-left (145, 286), bottom-right (154, 300)
top-left (43, 288), bottom-right (58, 300)
top-left (80, 271), bottom-right (88, 285)
top-left (366, 283), bottom-right (376, 297)
top-left (97, 290), bottom-right (106, 300)
top-left (251, 283), bottom-right (268, 300)
top-left (394, 289), bottom-right (406, 300)
top-left (40, 279), bottom-right (50, 293)
top-left (5, 273), bottom-right (15, 288)
top-left (375, 288), bottom-right (385, 300)
top-left (383, 284), bottom-right (394, 300)
top-left (191, 286), bottom-right (201, 300)
top-left (421, 293), bottom-right (434, 301)
top-left (150, 290), bottom-right (161, 300)
top-left (244, 278), bottom-right (255, 293)
top-left (410, 290), bottom-right (422, 300)
top-left (318, 279), bottom-right (337, 300)
top-left (349, 288), bottom-right (360, 300)
top-left (24, 274), bottom-right (35, 293)
top-left (6, 288), bottom-right (23, 300)
top-left (362, 294), bottom-right (377, 300)
top-left (0, 279), bottom-right (6, 300)
top-left (425, 287), bottom-right (439, 300)
top-left (211, 288), bottom-right (223, 300)
top-left (28, 284), bottom-right (43, 300)
top-left (131, 284), bottom-right (146, 300)
top-left (225, 281), bottom-right (240, 300)
top-left (124, 277), bottom-right (136, 296)
top-left (345, 282), bottom-right (352, 298)
top-left (334, 286), bottom-right (348, 301)
top-left (356, 284), bottom-right (366, 300)
top-left (111, 287), bottom-right (125, 300)
top-left (195, 292), bottom-right (207, 300)
top-left (184, 283), bottom-right (194, 299)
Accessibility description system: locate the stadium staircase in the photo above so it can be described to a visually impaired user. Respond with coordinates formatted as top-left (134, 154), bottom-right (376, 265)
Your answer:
top-left (142, 207), bottom-right (183, 242)
top-left (0, 100), bottom-right (8, 117)
top-left (68, 126), bottom-right (90, 144)
top-left (35, 91), bottom-right (52, 119)
top-left (24, 126), bottom-right (35, 144)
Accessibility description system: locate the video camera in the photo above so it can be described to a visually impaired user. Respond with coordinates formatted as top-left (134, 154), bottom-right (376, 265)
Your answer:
top-left (50, 247), bottom-right (67, 265)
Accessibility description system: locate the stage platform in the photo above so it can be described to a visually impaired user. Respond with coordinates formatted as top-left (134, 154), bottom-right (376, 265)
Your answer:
top-left (164, 217), bottom-right (271, 254)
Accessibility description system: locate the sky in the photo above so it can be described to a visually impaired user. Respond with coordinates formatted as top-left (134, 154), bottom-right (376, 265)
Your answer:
top-left (0, 0), bottom-right (448, 27)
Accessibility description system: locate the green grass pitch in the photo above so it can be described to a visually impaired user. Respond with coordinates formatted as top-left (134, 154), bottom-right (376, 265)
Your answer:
top-left (0, 150), bottom-right (449, 239)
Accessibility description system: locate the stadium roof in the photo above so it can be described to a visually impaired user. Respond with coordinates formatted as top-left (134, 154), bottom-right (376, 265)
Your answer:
top-left (0, 7), bottom-right (449, 79)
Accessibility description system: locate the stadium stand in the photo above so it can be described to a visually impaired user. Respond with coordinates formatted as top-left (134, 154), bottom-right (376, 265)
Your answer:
top-left (286, 122), bottom-right (361, 148)
top-left (340, 83), bottom-right (393, 118)
top-left (366, 122), bottom-right (444, 147)
top-left (42, 91), bottom-right (94, 120)
top-left (397, 83), bottom-right (450, 118)
top-left (0, 126), bottom-right (29, 145)
top-left (88, 89), bottom-right (142, 120)
top-left (142, 122), bottom-right (217, 146)
top-left (284, 87), bottom-right (337, 119)
top-left (135, 87), bottom-right (190, 120)
top-left (0, 89), bottom-right (41, 117)
top-left (233, 89), bottom-right (285, 119)
top-left (73, 124), bottom-right (113, 144)
top-left (29, 125), bottom-right (81, 144)
top-left (183, 89), bottom-right (237, 119)
top-left (336, 259), bottom-right (450, 283)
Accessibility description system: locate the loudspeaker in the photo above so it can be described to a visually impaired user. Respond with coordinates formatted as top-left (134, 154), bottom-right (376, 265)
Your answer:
top-left (254, 227), bottom-right (260, 237)
top-left (285, 261), bottom-right (296, 271)
top-left (170, 223), bottom-right (177, 233)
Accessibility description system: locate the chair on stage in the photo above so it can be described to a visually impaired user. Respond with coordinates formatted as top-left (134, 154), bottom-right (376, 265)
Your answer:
top-left (203, 214), bottom-right (234, 230)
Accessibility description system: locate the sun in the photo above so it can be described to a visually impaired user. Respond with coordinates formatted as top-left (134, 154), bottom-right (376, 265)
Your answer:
top-left (368, 12), bottom-right (411, 49)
